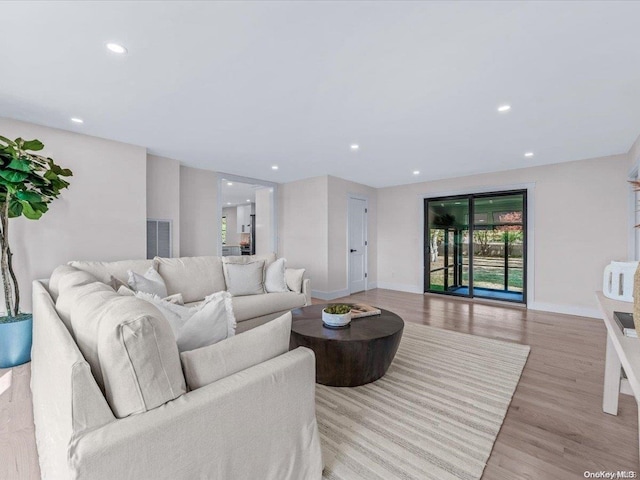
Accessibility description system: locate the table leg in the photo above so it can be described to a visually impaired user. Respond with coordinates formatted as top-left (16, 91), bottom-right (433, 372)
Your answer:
top-left (603, 333), bottom-right (621, 415)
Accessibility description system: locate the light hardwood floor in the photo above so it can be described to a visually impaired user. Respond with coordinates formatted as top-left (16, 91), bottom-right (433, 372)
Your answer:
top-left (1, 288), bottom-right (637, 479)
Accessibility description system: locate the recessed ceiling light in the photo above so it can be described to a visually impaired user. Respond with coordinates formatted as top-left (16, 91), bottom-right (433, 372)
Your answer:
top-left (413, 170), bottom-right (420, 175)
top-left (497, 105), bottom-right (511, 112)
top-left (271, 165), bottom-right (279, 170)
top-left (106, 43), bottom-right (127, 54)
top-left (226, 202), bottom-right (231, 205)
top-left (246, 199), bottom-right (251, 202)
top-left (227, 182), bottom-right (233, 186)
top-left (350, 144), bottom-right (360, 151)
top-left (70, 117), bottom-right (84, 124)
top-left (524, 152), bottom-right (534, 158)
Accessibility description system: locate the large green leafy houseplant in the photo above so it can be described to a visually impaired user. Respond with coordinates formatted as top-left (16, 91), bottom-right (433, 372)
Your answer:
top-left (0, 136), bottom-right (72, 319)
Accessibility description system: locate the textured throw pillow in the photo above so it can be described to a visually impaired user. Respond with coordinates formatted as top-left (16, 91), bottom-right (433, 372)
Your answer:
top-left (223, 261), bottom-right (265, 296)
top-left (109, 275), bottom-right (130, 292)
top-left (122, 287), bottom-right (182, 305)
top-left (285, 268), bottom-right (305, 293)
top-left (128, 267), bottom-right (168, 298)
top-left (163, 293), bottom-right (185, 305)
top-left (135, 291), bottom-right (236, 353)
top-left (134, 291), bottom-right (192, 336)
top-left (264, 258), bottom-right (288, 293)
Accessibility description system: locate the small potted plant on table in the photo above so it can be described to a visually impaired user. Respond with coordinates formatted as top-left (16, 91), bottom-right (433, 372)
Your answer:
top-left (0, 136), bottom-right (72, 368)
top-left (322, 304), bottom-right (353, 328)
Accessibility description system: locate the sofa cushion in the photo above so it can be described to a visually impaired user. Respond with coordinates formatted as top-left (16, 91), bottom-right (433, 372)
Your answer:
top-left (49, 265), bottom-right (81, 301)
top-left (68, 259), bottom-right (154, 285)
top-left (70, 284), bottom-right (186, 418)
top-left (232, 292), bottom-right (306, 322)
top-left (265, 258), bottom-right (288, 293)
top-left (180, 312), bottom-right (291, 389)
top-left (56, 279), bottom-right (111, 335)
top-left (221, 252), bottom-right (277, 267)
top-left (154, 256), bottom-right (226, 303)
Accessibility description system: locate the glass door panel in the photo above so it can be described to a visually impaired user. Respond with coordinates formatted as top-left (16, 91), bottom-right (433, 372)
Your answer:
top-left (426, 197), bottom-right (470, 297)
top-left (471, 193), bottom-right (525, 302)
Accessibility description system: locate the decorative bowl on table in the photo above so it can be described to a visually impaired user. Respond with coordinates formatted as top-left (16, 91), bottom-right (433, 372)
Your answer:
top-left (322, 304), bottom-right (352, 328)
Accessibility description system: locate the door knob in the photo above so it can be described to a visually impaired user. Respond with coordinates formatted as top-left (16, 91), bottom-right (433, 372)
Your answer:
top-left (350, 249), bottom-right (357, 253)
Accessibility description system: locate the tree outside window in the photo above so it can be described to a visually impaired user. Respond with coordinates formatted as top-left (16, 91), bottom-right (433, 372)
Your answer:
top-left (221, 216), bottom-right (227, 244)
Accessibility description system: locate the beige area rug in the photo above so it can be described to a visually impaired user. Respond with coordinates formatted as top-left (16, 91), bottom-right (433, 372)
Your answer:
top-left (317, 322), bottom-right (530, 480)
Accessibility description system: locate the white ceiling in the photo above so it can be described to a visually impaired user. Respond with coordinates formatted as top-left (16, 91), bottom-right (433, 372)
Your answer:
top-left (1, 1), bottom-right (639, 188)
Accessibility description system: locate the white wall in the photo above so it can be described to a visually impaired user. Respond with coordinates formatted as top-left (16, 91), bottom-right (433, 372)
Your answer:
top-left (278, 175), bottom-right (378, 299)
top-left (147, 154), bottom-right (180, 257)
top-left (629, 132), bottom-right (640, 170)
top-left (0, 117), bottom-right (147, 313)
top-left (180, 166), bottom-right (218, 257)
top-left (255, 187), bottom-right (273, 255)
top-left (222, 207), bottom-right (239, 245)
top-left (279, 176), bottom-right (329, 292)
top-left (377, 154), bottom-right (630, 317)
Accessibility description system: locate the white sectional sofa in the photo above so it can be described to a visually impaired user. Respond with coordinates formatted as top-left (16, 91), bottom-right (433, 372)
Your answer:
top-left (30, 254), bottom-right (322, 479)
top-left (68, 253), bottom-right (312, 332)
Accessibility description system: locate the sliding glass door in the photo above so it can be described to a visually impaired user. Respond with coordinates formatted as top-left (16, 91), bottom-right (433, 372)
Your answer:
top-left (425, 196), bottom-right (470, 297)
top-left (425, 190), bottom-right (526, 303)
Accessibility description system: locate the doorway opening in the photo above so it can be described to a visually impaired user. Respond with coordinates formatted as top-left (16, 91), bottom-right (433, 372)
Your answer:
top-left (424, 190), bottom-right (527, 303)
top-left (348, 195), bottom-right (368, 294)
top-left (217, 174), bottom-right (277, 256)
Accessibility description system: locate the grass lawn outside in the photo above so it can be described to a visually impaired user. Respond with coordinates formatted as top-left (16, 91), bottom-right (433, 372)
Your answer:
top-left (428, 255), bottom-right (523, 292)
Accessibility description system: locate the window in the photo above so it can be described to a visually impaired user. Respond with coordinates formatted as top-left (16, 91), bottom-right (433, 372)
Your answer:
top-left (221, 216), bottom-right (227, 245)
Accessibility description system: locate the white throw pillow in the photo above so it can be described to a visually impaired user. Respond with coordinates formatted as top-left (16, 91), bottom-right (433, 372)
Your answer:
top-left (134, 292), bottom-right (192, 336)
top-left (285, 268), bottom-right (305, 293)
top-left (122, 287), bottom-right (183, 305)
top-left (178, 291), bottom-right (236, 352)
top-left (117, 285), bottom-right (135, 296)
top-left (223, 261), bottom-right (265, 296)
top-left (135, 291), bottom-right (236, 353)
top-left (264, 258), bottom-right (288, 293)
top-left (128, 267), bottom-right (168, 298)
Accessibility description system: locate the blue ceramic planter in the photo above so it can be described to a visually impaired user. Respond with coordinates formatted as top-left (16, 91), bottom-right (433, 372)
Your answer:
top-left (0, 314), bottom-right (33, 368)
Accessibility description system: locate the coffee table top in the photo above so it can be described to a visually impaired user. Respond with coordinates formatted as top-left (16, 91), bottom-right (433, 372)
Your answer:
top-left (290, 304), bottom-right (404, 342)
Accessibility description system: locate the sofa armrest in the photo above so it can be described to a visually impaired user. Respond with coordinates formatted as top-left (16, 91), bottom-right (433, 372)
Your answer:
top-left (69, 348), bottom-right (323, 480)
top-left (302, 278), bottom-right (311, 306)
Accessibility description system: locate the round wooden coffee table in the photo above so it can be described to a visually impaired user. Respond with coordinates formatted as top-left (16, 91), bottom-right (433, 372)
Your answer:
top-left (290, 304), bottom-right (404, 387)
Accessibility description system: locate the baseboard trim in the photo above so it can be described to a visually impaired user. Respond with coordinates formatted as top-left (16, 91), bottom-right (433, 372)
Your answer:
top-left (527, 301), bottom-right (601, 319)
top-left (311, 288), bottom-right (351, 301)
top-left (375, 282), bottom-right (423, 294)
top-left (371, 283), bottom-right (601, 319)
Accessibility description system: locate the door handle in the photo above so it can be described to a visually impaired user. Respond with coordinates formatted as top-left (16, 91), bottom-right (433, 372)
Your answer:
top-left (350, 249), bottom-right (357, 253)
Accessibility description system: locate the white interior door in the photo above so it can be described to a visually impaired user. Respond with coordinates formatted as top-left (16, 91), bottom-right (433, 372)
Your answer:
top-left (348, 196), bottom-right (367, 294)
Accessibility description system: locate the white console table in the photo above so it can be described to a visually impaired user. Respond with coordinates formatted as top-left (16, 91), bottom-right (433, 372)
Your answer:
top-left (596, 291), bottom-right (640, 455)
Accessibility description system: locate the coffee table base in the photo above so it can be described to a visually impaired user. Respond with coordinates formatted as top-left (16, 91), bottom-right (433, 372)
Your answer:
top-left (290, 328), bottom-right (403, 387)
